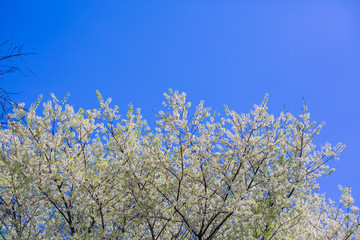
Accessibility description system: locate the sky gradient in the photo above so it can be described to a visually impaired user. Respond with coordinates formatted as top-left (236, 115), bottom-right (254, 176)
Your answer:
top-left (1, 0), bottom-right (360, 201)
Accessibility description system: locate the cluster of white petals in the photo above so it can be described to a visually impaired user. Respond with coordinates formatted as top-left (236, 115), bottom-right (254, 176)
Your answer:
top-left (0, 90), bottom-right (358, 239)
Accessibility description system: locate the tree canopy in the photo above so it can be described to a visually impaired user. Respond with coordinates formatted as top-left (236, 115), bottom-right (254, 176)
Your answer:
top-left (0, 90), bottom-right (358, 239)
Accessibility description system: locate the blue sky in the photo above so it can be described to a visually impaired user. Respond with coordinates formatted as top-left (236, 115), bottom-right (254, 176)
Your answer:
top-left (1, 0), bottom-right (359, 201)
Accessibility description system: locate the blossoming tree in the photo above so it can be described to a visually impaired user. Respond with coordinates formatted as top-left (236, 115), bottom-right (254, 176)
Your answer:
top-left (0, 90), bottom-right (358, 239)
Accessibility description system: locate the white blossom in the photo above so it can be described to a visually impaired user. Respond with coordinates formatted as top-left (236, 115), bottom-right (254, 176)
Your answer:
top-left (0, 90), bottom-right (358, 239)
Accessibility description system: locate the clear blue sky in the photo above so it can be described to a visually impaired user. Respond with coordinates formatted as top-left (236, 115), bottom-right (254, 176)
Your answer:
top-left (1, 0), bottom-right (359, 201)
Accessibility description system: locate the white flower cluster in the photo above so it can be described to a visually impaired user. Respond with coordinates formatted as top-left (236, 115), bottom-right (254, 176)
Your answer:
top-left (0, 90), bottom-right (358, 239)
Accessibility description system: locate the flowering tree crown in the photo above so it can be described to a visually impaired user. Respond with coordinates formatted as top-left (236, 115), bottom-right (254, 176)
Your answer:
top-left (0, 90), bottom-right (358, 239)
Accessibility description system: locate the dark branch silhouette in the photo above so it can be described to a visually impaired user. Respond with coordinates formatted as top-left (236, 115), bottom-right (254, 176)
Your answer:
top-left (0, 39), bottom-right (35, 125)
